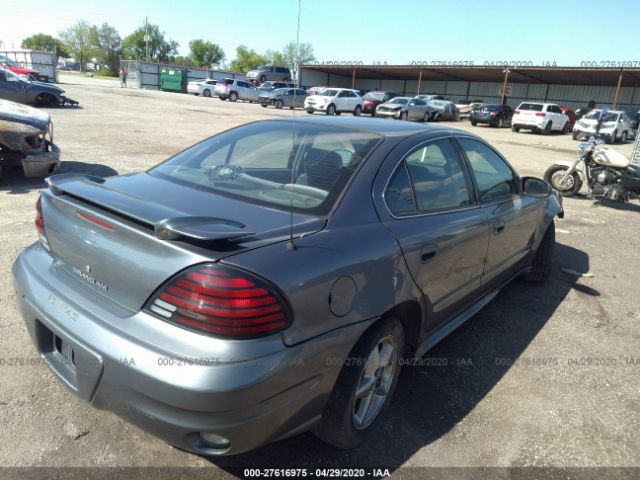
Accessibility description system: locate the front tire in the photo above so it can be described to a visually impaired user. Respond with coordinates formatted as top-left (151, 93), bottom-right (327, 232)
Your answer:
top-left (400, 112), bottom-right (408, 121)
top-left (608, 130), bottom-right (617, 144)
top-left (621, 131), bottom-right (628, 144)
top-left (313, 318), bottom-right (405, 449)
top-left (203, 89), bottom-right (211, 97)
top-left (471, 121), bottom-right (477, 126)
top-left (498, 118), bottom-right (504, 128)
top-left (523, 222), bottom-right (555, 283)
top-left (512, 125), bottom-right (520, 132)
top-left (544, 165), bottom-right (583, 196)
top-left (572, 130), bottom-right (579, 140)
top-left (326, 104), bottom-right (336, 116)
top-left (275, 99), bottom-right (284, 109)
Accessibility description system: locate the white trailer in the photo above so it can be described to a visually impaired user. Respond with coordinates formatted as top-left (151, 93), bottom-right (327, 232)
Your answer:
top-left (0, 50), bottom-right (57, 82)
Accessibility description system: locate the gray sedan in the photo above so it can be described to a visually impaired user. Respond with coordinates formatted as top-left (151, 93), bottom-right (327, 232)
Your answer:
top-left (375, 97), bottom-right (432, 122)
top-left (0, 68), bottom-right (65, 106)
top-left (259, 88), bottom-right (309, 109)
top-left (13, 117), bottom-right (562, 455)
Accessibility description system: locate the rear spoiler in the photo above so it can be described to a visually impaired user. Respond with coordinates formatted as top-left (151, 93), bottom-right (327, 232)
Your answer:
top-left (45, 174), bottom-right (254, 242)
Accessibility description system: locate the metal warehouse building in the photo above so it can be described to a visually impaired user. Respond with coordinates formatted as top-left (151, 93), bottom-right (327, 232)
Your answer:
top-left (298, 65), bottom-right (640, 110)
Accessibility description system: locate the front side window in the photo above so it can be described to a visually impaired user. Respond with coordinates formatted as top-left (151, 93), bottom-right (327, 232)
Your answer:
top-left (150, 121), bottom-right (381, 215)
top-left (458, 138), bottom-right (518, 203)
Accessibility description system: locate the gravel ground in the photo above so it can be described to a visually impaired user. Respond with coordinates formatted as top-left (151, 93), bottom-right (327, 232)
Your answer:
top-left (1, 74), bottom-right (638, 478)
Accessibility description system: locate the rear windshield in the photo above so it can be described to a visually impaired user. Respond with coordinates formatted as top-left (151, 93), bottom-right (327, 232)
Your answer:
top-left (518, 103), bottom-right (543, 111)
top-left (364, 92), bottom-right (385, 100)
top-left (149, 121), bottom-right (382, 215)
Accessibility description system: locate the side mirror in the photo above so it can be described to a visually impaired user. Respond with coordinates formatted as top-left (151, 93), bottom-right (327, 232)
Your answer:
top-left (522, 177), bottom-right (552, 197)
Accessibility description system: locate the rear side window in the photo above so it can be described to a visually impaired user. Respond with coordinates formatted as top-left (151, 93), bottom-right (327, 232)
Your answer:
top-left (385, 165), bottom-right (415, 216)
top-left (458, 138), bottom-right (518, 203)
top-left (220, 78), bottom-right (234, 86)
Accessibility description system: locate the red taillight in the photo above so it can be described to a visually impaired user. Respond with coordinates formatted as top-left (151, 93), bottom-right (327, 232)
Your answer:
top-left (35, 196), bottom-right (50, 251)
top-left (490, 111), bottom-right (497, 116)
top-left (514, 110), bottom-right (521, 115)
top-left (145, 264), bottom-right (291, 339)
top-left (535, 112), bottom-right (545, 116)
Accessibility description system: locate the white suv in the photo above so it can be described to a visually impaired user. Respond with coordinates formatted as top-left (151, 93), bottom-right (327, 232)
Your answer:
top-left (512, 102), bottom-right (568, 134)
top-left (214, 78), bottom-right (259, 102)
top-left (304, 88), bottom-right (363, 116)
top-left (573, 109), bottom-right (633, 144)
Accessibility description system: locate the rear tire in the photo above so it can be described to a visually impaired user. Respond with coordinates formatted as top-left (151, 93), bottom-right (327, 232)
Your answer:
top-left (313, 317), bottom-right (405, 449)
top-left (572, 130), bottom-right (579, 140)
top-left (259, 75), bottom-right (267, 83)
top-left (400, 112), bottom-right (408, 121)
top-left (353, 105), bottom-right (362, 116)
top-left (512, 125), bottom-right (520, 132)
top-left (523, 222), bottom-right (555, 283)
top-left (471, 121), bottom-right (477, 126)
top-left (542, 122), bottom-right (552, 135)
top-left (561, 121), bottom-right (568, 134)
top-left (498, 118), bottom-right (504, 128)
top-left (608, 130), bottom-right (617, 144)
top-left (229, 92), bottom-right (238, 102)
top-left (306, 109), bottom-right (314, 114)
top-left (544, 165), bottom-right (582, 196)
top-left (621, 131), bottom-right (628, 144)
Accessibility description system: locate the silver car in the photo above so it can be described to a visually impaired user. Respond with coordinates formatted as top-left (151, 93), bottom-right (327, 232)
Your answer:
top-left (246, 65), bottom-right (292, 83)
top-left (13, 117), bottom-right (562, 455)
top-left (214, 78), bottom-right (259, 102)
top-left (376, 97), bottom-right (432, 122)
top-left (259, 88), bottom-right (309, 109)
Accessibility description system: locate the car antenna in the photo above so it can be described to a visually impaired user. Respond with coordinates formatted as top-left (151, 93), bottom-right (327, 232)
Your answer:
top-left (286, 0), bottom-right (302, 251)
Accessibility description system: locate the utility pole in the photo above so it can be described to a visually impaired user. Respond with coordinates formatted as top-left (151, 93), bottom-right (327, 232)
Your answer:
top-left (144, 17), bottom-right (150, 62)
top-left (501, 68), bottom-right (511, 105)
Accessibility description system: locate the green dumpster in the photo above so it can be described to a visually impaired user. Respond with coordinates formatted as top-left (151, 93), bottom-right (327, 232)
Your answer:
top-left (161, 68), bottom-right (187, 93)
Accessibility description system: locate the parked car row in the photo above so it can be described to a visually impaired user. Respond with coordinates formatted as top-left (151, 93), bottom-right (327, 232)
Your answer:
top-left (184, 76), bottom-right (638, 143)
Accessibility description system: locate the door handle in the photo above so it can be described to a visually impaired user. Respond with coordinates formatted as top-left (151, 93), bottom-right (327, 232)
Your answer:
top-left (420, 244), bottom-right (438, 263)
top-left (492, 219), bottom-right (506, 235)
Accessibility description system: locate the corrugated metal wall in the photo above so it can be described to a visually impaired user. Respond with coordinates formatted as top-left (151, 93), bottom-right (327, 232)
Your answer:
top-left (122, 60), bottom-right (246, 90)
top-left (299, 68), bottom-right (640, 109)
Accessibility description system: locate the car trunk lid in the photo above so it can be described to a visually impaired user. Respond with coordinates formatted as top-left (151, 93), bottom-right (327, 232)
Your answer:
top-left (41, 173), bottom-right (325, 312)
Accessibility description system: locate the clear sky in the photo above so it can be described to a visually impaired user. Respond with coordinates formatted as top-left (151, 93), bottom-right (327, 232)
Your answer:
top-left (1, 0), bottom-right (639, 66)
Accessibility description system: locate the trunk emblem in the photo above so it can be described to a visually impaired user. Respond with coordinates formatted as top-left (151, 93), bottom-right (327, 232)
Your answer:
top-left (85, 265), bottom-right (91, 273)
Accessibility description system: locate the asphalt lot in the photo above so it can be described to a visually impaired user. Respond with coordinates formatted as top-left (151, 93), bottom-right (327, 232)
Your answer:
top-left (1, 74), bottom-right (639, 477)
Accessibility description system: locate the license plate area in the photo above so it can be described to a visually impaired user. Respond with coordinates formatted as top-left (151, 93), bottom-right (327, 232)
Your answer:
top-left (35, 319), bottom-right (103, 401)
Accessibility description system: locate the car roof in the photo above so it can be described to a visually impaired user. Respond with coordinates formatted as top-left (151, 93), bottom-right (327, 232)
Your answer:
top-left (270, 115), bottom-right (468, 138)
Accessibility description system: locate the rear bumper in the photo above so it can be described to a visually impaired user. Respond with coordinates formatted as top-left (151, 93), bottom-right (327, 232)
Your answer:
top-left (12, 244), bottom-right (369, 455)
top-left (513, 121), bottom-right (544, 130)
top-left (21, 141), bottom-right (60, 177)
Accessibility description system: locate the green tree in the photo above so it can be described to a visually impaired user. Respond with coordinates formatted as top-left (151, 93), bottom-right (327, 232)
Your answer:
top-left (59, 20), bottom-right (94, 72)
top-left (189, 39), bottom-right (224, 67)
top-left (122, 23), bottom-right (178, 62)
top-left (90, 23), bottom-right (122, 75)
top-left (229, 45), bottom-right (267, 73)
top-left (264, 49), bottom-right (287, 67)
top-left (282, 41), bottom-right (315, 78)
top-left (21, 33), bottom-right (70, 59)
top-left (173, 55), bottom-right (196, 67)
